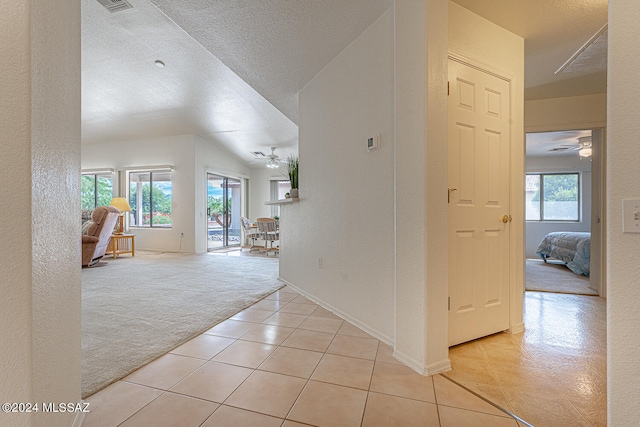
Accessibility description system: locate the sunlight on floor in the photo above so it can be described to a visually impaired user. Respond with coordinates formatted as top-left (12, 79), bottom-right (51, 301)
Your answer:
top-left (447, 292), bottom-right (606, 427)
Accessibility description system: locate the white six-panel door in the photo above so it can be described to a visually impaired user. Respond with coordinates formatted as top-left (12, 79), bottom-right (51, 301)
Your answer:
top-left (448, 58), bottom-right (511, 347)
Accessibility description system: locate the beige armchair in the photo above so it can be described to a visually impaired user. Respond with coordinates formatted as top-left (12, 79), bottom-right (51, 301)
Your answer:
top-left (82, 206), bottom-right (119, 267)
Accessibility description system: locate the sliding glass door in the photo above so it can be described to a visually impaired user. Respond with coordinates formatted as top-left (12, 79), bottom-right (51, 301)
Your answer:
top-left (207, 173), bottom-right (241, 250)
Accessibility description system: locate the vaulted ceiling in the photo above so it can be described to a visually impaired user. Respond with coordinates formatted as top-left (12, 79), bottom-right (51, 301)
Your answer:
top-left (82, 0), bottom-right (608, 165)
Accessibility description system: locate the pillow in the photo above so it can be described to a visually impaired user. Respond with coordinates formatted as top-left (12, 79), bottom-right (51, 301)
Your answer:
top-left (82, 220), bottom-right (94, 235)
top-left (81, 209), bottom-right (94, 223)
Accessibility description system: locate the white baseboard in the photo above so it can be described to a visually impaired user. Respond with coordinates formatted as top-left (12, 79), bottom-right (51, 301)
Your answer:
top-left (509, 322), bottom-right (525, 334)
top-left (278, 278), bottom-right (394, 346)
top-left (392, 349), bottom-right (426, 374)
top-left (71, 403), bottom-right (86, 427)
top-left (391, 349), bottom-right (451, 376)
top-left (425, 359), bottom-right (452, 375)
top-left (278, 278), bottom-right (454, 377)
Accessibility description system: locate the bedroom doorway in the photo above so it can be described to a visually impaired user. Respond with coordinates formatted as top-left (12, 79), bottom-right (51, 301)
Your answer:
top-left (207, 173), bottom-right (242, 251)
top-left (524, 128), bottom-right (605, 296)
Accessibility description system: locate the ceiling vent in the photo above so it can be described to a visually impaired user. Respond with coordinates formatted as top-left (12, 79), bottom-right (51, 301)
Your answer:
top-left (250, 151), bottom-right (267, 158)
top-left (96, 0), bottom-right (133, 13)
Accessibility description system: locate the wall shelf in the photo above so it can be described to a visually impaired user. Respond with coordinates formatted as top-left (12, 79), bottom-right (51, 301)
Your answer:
top-left (264, 198), bottom-right (299, 206)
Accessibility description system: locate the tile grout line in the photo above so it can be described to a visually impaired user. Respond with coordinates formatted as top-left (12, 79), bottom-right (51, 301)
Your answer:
top-left (204, 294), bottom-right (347, 424)
top-left (219, 292), bottom-right (436, 423)
top-left (479, 337), bottom-right (518, 417)
top-left (356, 340), bottom-right (382, 427)
top-left (431, 375), bottom-right (443, 427)
top-left (102, 288), bottom-right (450, 425)
top-left (281, 312), bottom-right (341, 424)
top-left (114, 388), bottom-right (167, 427)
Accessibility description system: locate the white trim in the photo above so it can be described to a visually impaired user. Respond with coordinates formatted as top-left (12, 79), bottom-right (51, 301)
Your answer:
top-left (204, 165), bottom-right (249, 181)
top-left (509, 321), bottom-right (525, 335)
top-left (525, 126), bottom-right (607, 299)
top-left (386, 350), bottom-right (451, 376)
top-left (525, 122), bottom-right (607, 134)
top-left (448, 52), bottom-right (513, 83)
top-left (71, 403), bottom-right (87, 427)
top-left (81, 168), bottom-right (114, 175)
top-left (278, 278), bottom-right (394, 346)
top-left (392, 349), bottom-right (427, 374)
top-left (264, 198), bottom-right (298, 206)
top-left (426, 359), bottom-right (453, 376)
top-left (120, 164), bottom-right (174, 172)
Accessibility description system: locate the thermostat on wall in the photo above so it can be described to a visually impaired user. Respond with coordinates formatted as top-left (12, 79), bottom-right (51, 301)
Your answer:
top-left (367, 134), bottom-right (380, 151)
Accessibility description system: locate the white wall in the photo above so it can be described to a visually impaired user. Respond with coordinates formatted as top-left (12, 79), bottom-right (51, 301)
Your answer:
top-left (525, 155), bottom-right (592, 257)
top-left (1, 5), bottom-right (33, 425)
top-left (525, 94), bottom-right (606, 132)
top-left (394, 0), bottom-right (450, 373)
top-left (82, 135), bottom-right (197, 252)
top-left (607, 1), bottom-right (640, 423)
top-left (280, 8), bottom-right (396, 343)
top-left (281, 0), bottom-right (522, 375)
top-left (249, 167), bottom-right (284, 221)
top-left (82, 134), bottom-right (251, 253)
top-left (1, 2), bottom-right (82, 426)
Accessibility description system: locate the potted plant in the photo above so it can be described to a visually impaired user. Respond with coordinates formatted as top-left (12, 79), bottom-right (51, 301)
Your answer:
top-left (287, 154), bottom-right (299, 198)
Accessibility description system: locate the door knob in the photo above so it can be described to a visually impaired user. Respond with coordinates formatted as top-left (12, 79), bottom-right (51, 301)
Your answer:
top-left (501, 215), bottom-right (512, 223)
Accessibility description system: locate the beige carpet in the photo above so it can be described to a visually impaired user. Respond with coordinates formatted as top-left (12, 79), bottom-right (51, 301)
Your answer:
top-left (81, 251), bottom-right (282, 398)
top-left (526, 258), bottom-right (597, 295)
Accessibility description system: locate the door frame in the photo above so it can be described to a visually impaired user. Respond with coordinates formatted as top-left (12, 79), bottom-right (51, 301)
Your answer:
top-left (523, 127), bottom-right (607, 298)
top-left (205, 171), bottom-right (244, 251)
top-left (448, 52), bottom-right (525, 340)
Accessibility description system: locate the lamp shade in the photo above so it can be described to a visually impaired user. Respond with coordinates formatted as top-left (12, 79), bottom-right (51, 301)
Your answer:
top-left (110, 197), bottom-right (132, 212)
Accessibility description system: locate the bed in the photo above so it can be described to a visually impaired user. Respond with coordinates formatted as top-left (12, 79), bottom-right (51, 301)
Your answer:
top-left (536, 231), bottom-right (591, 276)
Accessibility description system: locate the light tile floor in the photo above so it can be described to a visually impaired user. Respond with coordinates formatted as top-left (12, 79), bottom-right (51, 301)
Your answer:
top-left (84, 286), bottom-right (526, 427)
top-left (447, 292), bottom-right (606, 427)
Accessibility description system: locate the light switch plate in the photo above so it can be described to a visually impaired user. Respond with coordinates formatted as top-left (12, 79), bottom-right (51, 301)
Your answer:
top-left (622, 199), bottom-right (640, 233)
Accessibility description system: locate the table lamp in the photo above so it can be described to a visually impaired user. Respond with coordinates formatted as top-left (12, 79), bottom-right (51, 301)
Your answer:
top-left (109, 197), bottom-right (132, 235)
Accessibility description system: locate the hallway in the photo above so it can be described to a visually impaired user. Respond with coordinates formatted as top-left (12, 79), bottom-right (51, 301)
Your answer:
top-left (84, 286), bottom-right (525, 426)
top-left (447, 292), bottom-right (606, 426)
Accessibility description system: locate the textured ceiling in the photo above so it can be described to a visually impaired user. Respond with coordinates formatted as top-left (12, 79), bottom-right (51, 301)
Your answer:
top-left (82, 0), bottom-right (608, 165)
top-left (148, 0), bottom-right (394, 125)
top-left (526, 130), bottom-right (592, 158)
top-left (82, 0), bottom-right (300, 163)
top-left (451, 0), bottom-right (608, 100)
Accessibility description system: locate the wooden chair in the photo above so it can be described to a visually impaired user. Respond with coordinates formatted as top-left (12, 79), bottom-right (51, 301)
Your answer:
top-left (256, 217), bottom-right (279, 255)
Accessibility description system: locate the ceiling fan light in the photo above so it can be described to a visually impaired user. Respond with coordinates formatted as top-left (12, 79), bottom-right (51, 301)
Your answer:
top-left (579, 147), bottom-right (592, 158)
top-left (266, 158), bottom-right (279, 168)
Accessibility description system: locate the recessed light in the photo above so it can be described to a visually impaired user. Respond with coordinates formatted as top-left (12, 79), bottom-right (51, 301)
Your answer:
top-left (155, 60), bottom-right (165, 68)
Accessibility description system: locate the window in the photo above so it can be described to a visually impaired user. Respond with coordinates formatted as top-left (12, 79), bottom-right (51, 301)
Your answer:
top-left (81, 173), bottom-right (113, 209)
top-left (129, 171), bottom-right (172, 227)
top-left (526, 173), bottom-right (580, 221)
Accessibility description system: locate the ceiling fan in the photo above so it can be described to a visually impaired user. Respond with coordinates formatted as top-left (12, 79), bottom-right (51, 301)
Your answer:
top-left (558, 136), bottom-right (593, 158)
top-left (251, 147), bottom-right (285, 168)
